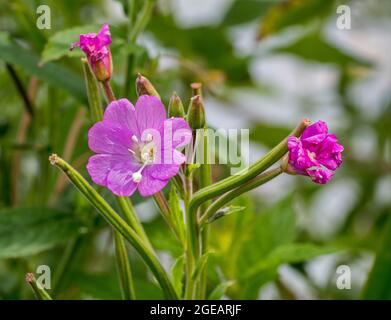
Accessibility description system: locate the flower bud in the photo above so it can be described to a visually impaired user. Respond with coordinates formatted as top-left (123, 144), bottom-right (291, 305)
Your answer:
top-left (71, 24), bottom-right (113, 82)
top-left (191, 82), bottom-right (202, 97)
top-left (187, 95), bottom-right (205, 130)
top-left (136, 73), bottom-right (161, 99)
top-left (168, 92), bottom-right (185, 118)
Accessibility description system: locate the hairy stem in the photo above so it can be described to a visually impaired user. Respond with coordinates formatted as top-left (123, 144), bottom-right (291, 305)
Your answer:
top-left (187, 118), bottom-right (309, 257)
top-left (50, 155), bottom-right (178, 299)
top-left (200, 167), bottom-right (283, 226)
top-left (114, 231), bottom-right (136, 299)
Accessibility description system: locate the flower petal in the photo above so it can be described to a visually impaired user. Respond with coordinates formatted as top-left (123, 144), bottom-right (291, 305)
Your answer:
top-left (307, 167), bottom-right (334, 184)
top-left (87, 154), bottom-right (131, 187)
top-left (107, 162), bottom-right (140, 196)
top-left (317, 134), bottom-right (344, 170)
top-left (103, 98), bottom-right (139, 136)
top-left (287, 136), bottom-right (317, 173)
top-left (135, 95), bottom-right (166, 134)
top-left (163, 118), bottom-right (192, 148)
top-left (137, 169), bottom-right (169, 197)
top-left (88, 121), bottom-right (132, 155)
top-left (301, 120), bottom-right (328, 147)
top-left (148, 163), bottom-right (181, 181)
top-left (97, 24), bottom-right (112, 46)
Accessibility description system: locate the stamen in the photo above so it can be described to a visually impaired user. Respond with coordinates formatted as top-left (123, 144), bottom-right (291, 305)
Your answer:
top-left (131, 135), bottom-right (139, 143)
top-left (128, 148), bottom-right (136, 155)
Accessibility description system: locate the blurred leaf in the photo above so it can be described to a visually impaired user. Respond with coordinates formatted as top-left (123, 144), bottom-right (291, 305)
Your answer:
top-left (244, 243), bottom-right (338, 279)
top-left (250, 123), bottom-right (291, 148)
top-left (192, 252), bottom-right (211, 281)
top-left (208, 281), bottom-right (234, 300)
top-left (223, 0), bottom-right (281, 26)
top-left (258, 0), bottom-right (335, 39)
top-left (41, 24), bottom-right (99, 64)
top-left (0, 207), bottom-right (83, 258)
top-left (362, 213), bottom-right (391, 299)
top-left (275, 31), bottom-right (371, 67)
top-left (168, 186), bottom-right (186, 242)
top-left (171, 254), bottom-right (184, 297)
top-left (41, 24), bottom-right (145, 64)
top-left (148, 15), bottom-right (250, 83)
top-left (0, 32), bottom-right (87, 103)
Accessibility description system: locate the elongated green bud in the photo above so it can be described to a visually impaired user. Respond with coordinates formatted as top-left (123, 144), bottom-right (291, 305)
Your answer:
top-left (168, 92), bottom-right (185, 118)
top-left (187, 95), bottom-right (205, 130)
top-left (48, 154), bottom-right (178, 300)
top-left (136, 73), bottom-right (161, 99)
top-left (25, 273), bottom-right (52, 300)
top-left (82, 58), bottom-right (103, 122)
top-left (191, 82), bottom-right (202, 97)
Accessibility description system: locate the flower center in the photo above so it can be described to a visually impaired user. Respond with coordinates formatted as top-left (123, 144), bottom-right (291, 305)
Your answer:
top-left (128, 134), bottom-right (156, 183)
top-left (307, 151), bottom-right (316, 161)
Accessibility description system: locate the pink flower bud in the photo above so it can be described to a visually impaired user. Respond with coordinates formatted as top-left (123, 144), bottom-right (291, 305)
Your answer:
top-left (71, 24), bottom-right (112, 82)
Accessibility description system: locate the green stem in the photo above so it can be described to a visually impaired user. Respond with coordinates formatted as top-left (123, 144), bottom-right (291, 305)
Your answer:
top-left (114, 230), bottom-right (136, 299)
top-left (153, 191), bottom-right (181, 240)
top-left (200, 167), bottom-right (283, 226)
top-left (198, 126), bottom-right (212, 299)
top-left (25, 273), bottom-right (52, 300)
top-left (82, 59), bottom-right (103, 123)
top-left (102, 80), bottom-right (115, 103)
top-left (49, 155), bottom-right (178, 299)
top-left (123, 0), bottom-right (155, 97)
top-left (187, 118), bottom-right (309, 257)
top-left (116, 196), bottom-right (151, 247)
top-left (52, 236), bottom-right (83, 297)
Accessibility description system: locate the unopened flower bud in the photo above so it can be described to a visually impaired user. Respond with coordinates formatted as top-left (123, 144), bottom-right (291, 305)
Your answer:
top-left (136, 73), bottom-right (161, 99)
top-left (190, 82), bottom-right (202, 97)
top-left (168, 92), bottom-right (185, 118)
top-left (187, 95), bottom-right (205, 130)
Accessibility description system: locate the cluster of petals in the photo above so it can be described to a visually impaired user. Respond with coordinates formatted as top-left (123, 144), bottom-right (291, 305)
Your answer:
top-left (287, 121), bottom-right (343, 184)
top-left (87, 95), bottom-right (192, 197)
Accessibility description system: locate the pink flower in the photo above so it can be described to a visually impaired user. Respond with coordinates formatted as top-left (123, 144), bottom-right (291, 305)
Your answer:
top-left (71, 24), bottom-right (112, 81)
top-left (287, 121), bottom-right (343, 184)
top-left (87, 95), bottom-right (192, 197)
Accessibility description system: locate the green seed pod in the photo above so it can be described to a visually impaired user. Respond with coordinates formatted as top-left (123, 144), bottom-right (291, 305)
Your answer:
top-left (135, 73), bottom-right (161, 99)
top-left (168, 92), bottom-right (185, 118)
top-left (187, 95), bottom-right (205, 130)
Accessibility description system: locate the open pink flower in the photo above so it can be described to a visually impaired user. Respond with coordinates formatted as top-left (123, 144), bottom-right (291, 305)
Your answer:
top-left (287, 121), bottom-right (343, 184)
top-left (71, 24), bottom-right (112, 81)
top-left (87, 95), bottom-right (192, 197)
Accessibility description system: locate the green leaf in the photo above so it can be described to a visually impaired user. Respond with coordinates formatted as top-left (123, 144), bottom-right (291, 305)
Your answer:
top-left (244, 243), bottom-right (339, 279)
top-left (40, 24), bottom-right (99, 64)
top-left (362, 214), bottom-right (391, 299)
top-left (0, 207), bottom-right (84, 259)
top-left (0, 33), bottom-right (87, 103)
top-left (168, 186), bottom-right (186, 242)
top-left (207, 281), bottom-right (234, 300)
top-left (192, 252), bottom-right (211, 281)
top-left (258, 0), bottom-right (335, 39)
top-left (223, 0), bottom-right (280, 26)
top-left (208, 205), bottom-right (245, 223)
top-left (275, 31), bottom-right (371, 67)
top-left (171, 254), bottom-right (184, 297)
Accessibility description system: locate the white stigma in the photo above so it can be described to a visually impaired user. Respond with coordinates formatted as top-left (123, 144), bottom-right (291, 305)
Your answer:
top-left (145, 133), bottom-right (153, 142)
top-left (131, 135), bottom-right (139, 143)
top-left (132, 171), bottom-right (142, 183)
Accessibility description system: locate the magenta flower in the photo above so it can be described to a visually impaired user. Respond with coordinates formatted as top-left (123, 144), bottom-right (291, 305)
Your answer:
top-left (287, 121), bottom-right (343, 184)
top-left (87, 95), bottom-right (192, 197)
top-left (71, 24), bottom-right (112, 81)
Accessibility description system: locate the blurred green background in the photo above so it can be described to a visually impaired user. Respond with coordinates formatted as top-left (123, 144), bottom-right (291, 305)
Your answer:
top-left (0, 0), bottom-right (390, 300)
